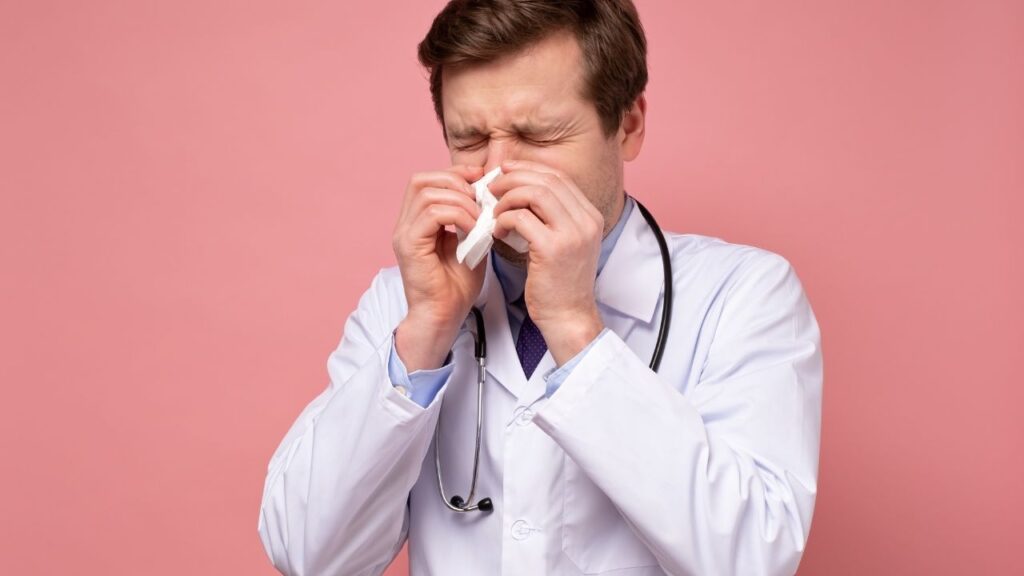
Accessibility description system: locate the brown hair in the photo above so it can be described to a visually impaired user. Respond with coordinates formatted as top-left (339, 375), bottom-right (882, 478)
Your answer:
top-left (417, 0), bottom-right (648, 137)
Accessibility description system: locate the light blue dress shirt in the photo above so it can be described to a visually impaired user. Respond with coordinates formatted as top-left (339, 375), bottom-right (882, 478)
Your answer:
top-left (389, 195), bottom-right (635, 407)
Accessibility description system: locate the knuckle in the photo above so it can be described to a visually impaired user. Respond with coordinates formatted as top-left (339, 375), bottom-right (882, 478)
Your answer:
top-left (409, 172), bottom-right (427, 188)
top-left (418, 188), bottom-right (436, 202)
top-left (541, 173), bottom-right (560, 188)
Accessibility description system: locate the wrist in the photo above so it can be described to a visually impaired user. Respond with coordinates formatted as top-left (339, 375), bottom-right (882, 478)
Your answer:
top-left (541, 308), bottom-right (604, 367)
top-left (395, 310), bottom-right (461, 372)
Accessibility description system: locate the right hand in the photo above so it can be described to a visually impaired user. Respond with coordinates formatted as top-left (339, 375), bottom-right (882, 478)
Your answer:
top-left (392, 165), bottom-right (486, 371)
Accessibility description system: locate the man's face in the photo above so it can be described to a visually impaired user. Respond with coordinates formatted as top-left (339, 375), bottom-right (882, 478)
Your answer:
top-left (441, 31), bottom-right (632, 263)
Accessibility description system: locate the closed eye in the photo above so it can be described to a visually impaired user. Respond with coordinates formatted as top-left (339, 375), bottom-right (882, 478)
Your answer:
top-left (521, 135), bottom-right (559, 147)
top-left (452, 138), bottom-right (488, 152)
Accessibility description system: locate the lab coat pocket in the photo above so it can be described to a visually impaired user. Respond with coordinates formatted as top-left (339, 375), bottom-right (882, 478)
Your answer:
top-left (562, 457), bottom-right (659, 574)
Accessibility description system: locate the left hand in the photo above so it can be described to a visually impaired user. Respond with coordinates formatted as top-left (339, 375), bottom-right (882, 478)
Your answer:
top-left (489, 159), bottom-right (606, 366)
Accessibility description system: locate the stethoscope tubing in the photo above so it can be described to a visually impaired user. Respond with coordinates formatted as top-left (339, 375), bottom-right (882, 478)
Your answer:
top-left (634, 199), bottom-right (673, 372)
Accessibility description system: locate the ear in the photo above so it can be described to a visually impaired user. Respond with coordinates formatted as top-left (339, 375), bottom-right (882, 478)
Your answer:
top-left (618, 94), bottom-right (646, 162)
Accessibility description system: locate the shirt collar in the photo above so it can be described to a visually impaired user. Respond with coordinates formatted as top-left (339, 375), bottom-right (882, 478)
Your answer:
top-left (491, 194), bottom-right (636, 305)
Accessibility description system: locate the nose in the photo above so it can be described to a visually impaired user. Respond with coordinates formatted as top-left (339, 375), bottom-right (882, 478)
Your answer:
top-left (483, 138), bottom-right (514, 174)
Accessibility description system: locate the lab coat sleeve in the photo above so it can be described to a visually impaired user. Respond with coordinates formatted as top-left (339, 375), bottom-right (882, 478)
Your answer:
top-left (533, 252), bottom-right (822, 576)
top-left (258, 268), bottom-right (452, 576)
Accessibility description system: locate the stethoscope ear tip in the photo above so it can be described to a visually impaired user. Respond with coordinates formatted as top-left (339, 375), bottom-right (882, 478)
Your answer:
top-left (477, 498), bottom-right (493, 512)
top-left (450, 495), bottom-right (465, 508)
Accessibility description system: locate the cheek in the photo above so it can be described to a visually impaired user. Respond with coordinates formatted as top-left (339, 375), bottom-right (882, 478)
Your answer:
top-left (515, 145), bottom-right (558, 165)
top-left (563, 141), bottom-right (622, 212)
top-left (516, 145), bottom-right (581, 178)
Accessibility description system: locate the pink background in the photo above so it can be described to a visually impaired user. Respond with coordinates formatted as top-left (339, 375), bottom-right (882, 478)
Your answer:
top-left (1, 1), bottom-right (1021, 574)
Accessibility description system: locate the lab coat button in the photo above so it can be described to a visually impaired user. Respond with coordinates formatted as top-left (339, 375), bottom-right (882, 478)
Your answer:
top-left (511, 519), bottom-right (536, 541)
top-left (394, 385), bottom-right (409, 398)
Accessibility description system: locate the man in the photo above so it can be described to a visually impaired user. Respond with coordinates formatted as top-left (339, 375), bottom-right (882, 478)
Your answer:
top-left (258, 1), bottom-right (822, 575)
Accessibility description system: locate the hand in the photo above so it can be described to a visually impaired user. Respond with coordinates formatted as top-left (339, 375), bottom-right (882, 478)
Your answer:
top-left (392, 165), bottom-right (486, 371)
top-left (489, 160), bottom-right (606, 366)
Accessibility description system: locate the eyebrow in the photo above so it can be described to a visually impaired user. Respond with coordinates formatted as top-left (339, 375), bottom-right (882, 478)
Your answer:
top-left (446, 127), bottom-right (486, 141)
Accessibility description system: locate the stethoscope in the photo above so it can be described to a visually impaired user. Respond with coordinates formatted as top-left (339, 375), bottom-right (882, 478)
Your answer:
top-left (435, 198), bottom-right (674, 513)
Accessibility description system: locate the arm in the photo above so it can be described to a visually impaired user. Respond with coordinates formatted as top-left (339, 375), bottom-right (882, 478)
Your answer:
top-left (258, 269), bottom-right (451, 576)
top-left (533, 253), bottom-right (823, 576)
top-left (259, 164), bottom-right (485, 575)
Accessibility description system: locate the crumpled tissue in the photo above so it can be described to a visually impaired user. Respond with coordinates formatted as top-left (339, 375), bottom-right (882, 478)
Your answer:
top-left (455, 167), bottom-right (529, 269)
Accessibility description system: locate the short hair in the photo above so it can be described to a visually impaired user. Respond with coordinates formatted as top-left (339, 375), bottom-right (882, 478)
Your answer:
top-left (417, 0), bottom-right (648, 137)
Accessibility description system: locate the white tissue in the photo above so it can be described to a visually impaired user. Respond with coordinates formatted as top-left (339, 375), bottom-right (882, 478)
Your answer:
top-left (455, 167), bottom-right (529, 269)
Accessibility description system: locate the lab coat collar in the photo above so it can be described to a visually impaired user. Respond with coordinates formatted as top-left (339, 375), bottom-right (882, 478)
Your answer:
top-left (594, 195), bottom-right (665, 324)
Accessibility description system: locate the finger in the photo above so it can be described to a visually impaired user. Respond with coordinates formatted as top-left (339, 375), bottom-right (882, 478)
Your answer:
top-left (408, 204), bottom-right (479, 240)
top-left (500, 159), bottom-right (600, 221)
top-left (401, 169), bottom-right (480, 222)
top-left (490, 170), bottom-right (582, 217)
top-left (410, 187), bottom-right (481, 220)
top-left (492, 185), bottom-right (573, 230)
top-left (404, 170), bottom-right (478, 206)
top-left (446, 164), bottom-right (485, 183)
top-left (493, 207), bottom-right (550, 249)
top-left (492, 163), bottom-right (589, 222)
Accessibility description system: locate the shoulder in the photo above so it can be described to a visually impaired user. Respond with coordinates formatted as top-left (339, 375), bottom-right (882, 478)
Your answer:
top-left (666, 232), bottom-right (796, 288)
top-left (351, 265), bottom-right (408, 331)
top-left (372, 265), bottom-right (405, 294)
top-left (661, 232), bottom-right (813, 327)
top-left (371, 264), bottom-right (407, 305)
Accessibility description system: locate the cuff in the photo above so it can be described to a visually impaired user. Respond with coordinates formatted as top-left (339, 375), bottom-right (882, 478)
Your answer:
top-left (542, 327), bottom-right (609, 398)
top-left (387, 331), bottom-right (453, 408)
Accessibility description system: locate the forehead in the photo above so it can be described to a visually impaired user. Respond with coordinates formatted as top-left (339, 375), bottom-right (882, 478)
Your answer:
top-left (440, 32), bottom-right (592, 134)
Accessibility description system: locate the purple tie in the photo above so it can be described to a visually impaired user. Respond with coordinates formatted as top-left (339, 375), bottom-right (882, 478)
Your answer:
top-left (516, 307), bottom-right (548, 379)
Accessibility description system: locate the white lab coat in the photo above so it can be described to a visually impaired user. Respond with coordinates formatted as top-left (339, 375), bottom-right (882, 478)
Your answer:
top-left (258, 205), bottom-right (823, 576)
